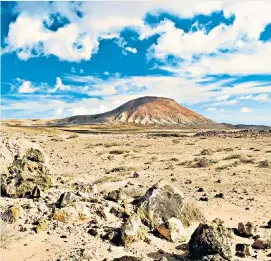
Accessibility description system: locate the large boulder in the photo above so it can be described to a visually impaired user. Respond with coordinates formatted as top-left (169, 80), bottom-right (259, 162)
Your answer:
top-left (137, 180), bottom-right (184, 229)
top-left (157, 217), bottom-right (188, 242)
top-left (1, 146), bottom-right (52, 198)
top-left (188, 220), bottom-right (234, 260)
top-left (0, 137), bottom-right (48, 172)
top-left (53, 203), bottom-right (90, 222)
top-left (120, 214), bottom-right (147, 245)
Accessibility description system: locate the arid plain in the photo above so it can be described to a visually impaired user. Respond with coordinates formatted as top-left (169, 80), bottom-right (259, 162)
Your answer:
top-left (1, 123), bottom-right (271, 261)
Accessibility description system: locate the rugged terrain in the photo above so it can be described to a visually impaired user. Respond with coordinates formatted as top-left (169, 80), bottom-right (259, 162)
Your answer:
top-left (1, 124), bottom-right (271, 261)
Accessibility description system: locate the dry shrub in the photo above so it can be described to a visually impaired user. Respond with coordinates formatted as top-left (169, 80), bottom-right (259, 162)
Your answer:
top-left (104, 142), bottom-right (120, 148)
top-left (240, 156), bottom-right (255, 164)
top-left (216, 160), bottom-right (240, 171)
top-left (193, 157), bottom-right (217, 168)
top-left (93, 176), bottom-right (124, 185)
top-left (224, 154), bottom-right (255, 164)
top-left (258, 160), bottom-right (270, 168)
top-left (200, 149), bottom-right (213, 155)
top-left (216, 148), bottom-right (233, 152)
top-left (67, 133), bottom-right (79, 139)
top-left (150, 133), bottom-right (182, 138)
top-left (109, 149), bottom-right (129, 155)
top-left (180, 201), bottom-right (206, 227)
top-left (215, 165), bottom-right (228, 171)
top-left (178, 160), bottom-right (193, 167)
top-left (106, 166), bottom-right (135, 174)
top-left (170, 157), bottom-right (179, 162)
top-left (224, 154), bottom-right (243, 160)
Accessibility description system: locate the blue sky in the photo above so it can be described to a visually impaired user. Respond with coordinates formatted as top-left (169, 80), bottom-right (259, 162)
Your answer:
top-left (1, 1), bottom-right (271, 125)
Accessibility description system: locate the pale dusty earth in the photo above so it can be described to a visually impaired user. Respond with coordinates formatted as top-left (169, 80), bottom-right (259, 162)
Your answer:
top-left (1, 125), bottom-right (271, 261)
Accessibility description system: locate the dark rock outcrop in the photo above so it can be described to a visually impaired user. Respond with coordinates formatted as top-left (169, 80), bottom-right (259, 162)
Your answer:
top-left (188, 220), bottom-right (234, 260)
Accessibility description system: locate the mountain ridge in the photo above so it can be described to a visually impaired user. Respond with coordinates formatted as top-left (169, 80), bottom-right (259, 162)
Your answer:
top-left (55, 96), bottom-right (216, 127)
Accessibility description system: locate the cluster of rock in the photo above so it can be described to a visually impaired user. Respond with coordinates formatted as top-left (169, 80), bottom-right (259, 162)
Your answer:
top-left (194, 129), bottom-right (271, 138)
top-left (1, 138), bottom-right (271, 260)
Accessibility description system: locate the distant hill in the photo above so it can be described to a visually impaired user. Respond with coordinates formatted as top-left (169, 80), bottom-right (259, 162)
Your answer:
top-left (55, 96), bottom-right (216, 127)
top-left (221, 123), bottom-right (271, 130)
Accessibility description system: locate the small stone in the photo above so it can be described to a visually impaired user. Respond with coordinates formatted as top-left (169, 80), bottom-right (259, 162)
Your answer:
top-left (267, 220), bottom-right (271, 228)
top-left (91, 184), bottom-right (98, 194)
top-left (2, 205), bottom-right (22, 223)
top-left (252, 239), bottom-right (270, 249)
top-left (133, 172), bottom-right (139, 178)
top-left (107, 189), bottom-right (125, 203)
top-left (157, 217), bottom-right (188, 243)
top-left (120, 214), bottom-right (147, 245)
top-left (199, 197), bottom-right (209, 201)
top-left (25, 148), bottom-right (45, 163)
top-left (112, 256), bottom-right (141, 261)
top-left (99, 206), bottom-right (112, 220)
top-left (32, 186), bottom-right (41, 198)
top-left (159, 257), bottom-right (168, 261)
top-left (215, 193), bottom-right (224, 199)
top-left (57, 192), bottom-right (74, 208)
top-left (201, 255), bottom-right (224, 261)
top-left (235, 243), bottom-right (251, 257)
top-left (35, 220), bottom-right (48, 233)
top-left (88, 229), bottom-right (98, 236)
top-left (237, 222), bottom-right (255, 237)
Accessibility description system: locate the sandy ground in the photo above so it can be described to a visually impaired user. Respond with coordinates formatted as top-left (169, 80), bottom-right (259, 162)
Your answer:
top-left (1, 125), bottom-right (271, 261)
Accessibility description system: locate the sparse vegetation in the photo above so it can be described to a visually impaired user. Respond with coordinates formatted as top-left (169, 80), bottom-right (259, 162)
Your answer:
top-left (106, 166), bottom-right (135, 174)
top-left (150, 133), bottom-right (183, 138)
top-left (215, 160), bottom-right (240, 171)
top-left (217, 147), bottom-right (234, 152)
top-left (224, 154), bottom-right (243, 160)
top-left (239, 156), bottom-right (255, 164)
top-left (104, 142), bottom-right (120, 148)
top-left (186, 142), bottom-right (195, 145)
top-left (178, 160), bottom-right (193, 166)
top-left (93, 175), bottom-right (124, 184)
top-left (215, 165), bottom-right (228, 171)
top-left (193, 157), bottom-right (218, 168)
top-left (67, 133), bottom-right (79, 139)
top-left (170, 157), bottom-right (179, 162)
top-left (179, 201), bottom-right (206, 227)
top-left (109, 149), bottom-right (129, 155)
top-left (223, 154), bottom-right (255, 164)
top-left (200, 148), bottom-right (213, 155)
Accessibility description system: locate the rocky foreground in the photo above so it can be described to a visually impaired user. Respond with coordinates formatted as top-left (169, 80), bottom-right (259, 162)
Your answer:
top-left (0, 130), bottom-right (271, 261)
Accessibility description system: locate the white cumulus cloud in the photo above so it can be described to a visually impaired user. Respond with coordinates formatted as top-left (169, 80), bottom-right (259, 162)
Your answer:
top-left (125, 47), bottom-right (137, 54)
top-left (18, 80), bottom-right (36, 93)
top-left (241, 107), bottom-right (253, 113)
top-left (51, 77), bottom-right (70, 92)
